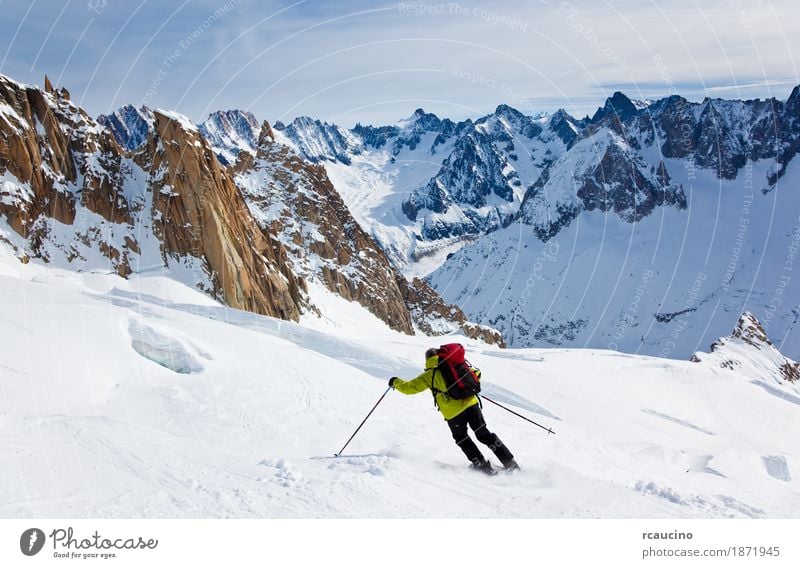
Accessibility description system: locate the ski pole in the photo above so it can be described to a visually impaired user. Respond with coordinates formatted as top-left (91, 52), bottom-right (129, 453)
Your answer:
top-left (481, 395), bottom-right (555, 435)
top-left (334, 386), bottom-right (392, 456)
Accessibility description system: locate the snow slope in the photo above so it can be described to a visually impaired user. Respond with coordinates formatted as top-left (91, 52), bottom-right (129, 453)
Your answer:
top-left (1, 247), bottom-right (799, 518)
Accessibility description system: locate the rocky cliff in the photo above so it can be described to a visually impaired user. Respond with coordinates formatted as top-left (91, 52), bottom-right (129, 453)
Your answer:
top-left (0, 74), bottom-right (136, 275)
top-left (234, 122), bottom-right (412, 333)
top-left (1, 74), bottom-right (303, 320)
top-left (141, 110), bottom-right (303, 320)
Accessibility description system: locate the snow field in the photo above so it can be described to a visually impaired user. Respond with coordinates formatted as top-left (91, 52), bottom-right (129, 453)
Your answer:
top-left (1, 249), bottom-right (799, 518)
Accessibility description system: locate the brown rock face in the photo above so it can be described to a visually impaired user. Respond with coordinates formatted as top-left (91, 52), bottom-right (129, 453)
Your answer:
top-left (0, 74), bottom-right (135, 271)
top-left (397, 276), bottom-right (505, 346)
top-left (236, 122), bottom-right (504, 343)
top-left (145, 112), bottom-right (302, 320)
top-left (1, 75), bottom-right (75, 232)
top-left (1, 74), bottom-right (302, 321)
top-left (236, 123), bottom-right (412, 333)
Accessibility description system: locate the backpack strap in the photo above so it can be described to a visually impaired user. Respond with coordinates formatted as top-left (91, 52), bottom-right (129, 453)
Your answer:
top-left (429, 366), bottom-right (441, 409)
top-left (465, 359), bottom-right (481, 405)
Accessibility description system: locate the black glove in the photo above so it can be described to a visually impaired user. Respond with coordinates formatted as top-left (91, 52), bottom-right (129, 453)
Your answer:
top-left (389, 377), bottom-right (399, 388)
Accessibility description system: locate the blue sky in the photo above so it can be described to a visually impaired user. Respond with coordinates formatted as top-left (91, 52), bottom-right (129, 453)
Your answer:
top-left (1, 0), bottom-right (798, 126)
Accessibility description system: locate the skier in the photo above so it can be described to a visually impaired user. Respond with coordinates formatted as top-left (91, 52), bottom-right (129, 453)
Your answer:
top-left (389, 347), bottom-right (519, 475)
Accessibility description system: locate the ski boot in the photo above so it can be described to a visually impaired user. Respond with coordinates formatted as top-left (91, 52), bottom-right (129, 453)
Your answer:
top-left (470, 458), bottom-right (498, 476)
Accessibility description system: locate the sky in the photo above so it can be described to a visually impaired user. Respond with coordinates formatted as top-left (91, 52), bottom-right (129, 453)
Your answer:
top-left (1, 0), bottom-right (799, 127)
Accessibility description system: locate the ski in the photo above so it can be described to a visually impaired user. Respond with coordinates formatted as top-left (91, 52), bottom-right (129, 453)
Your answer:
top-left (470, 463), bottom-right (499, 476)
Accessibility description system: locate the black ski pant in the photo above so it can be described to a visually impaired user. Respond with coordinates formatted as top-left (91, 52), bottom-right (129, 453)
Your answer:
top-left (446, 403), bottom-right (515, 467)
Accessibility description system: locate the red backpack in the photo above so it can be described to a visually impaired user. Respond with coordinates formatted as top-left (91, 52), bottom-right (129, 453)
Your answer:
top-left (434, 343), bottom-right (481, 400)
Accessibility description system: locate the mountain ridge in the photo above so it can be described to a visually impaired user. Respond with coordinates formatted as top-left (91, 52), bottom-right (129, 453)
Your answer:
top-left (0, 73), bottom-right (500, 344)
top-left (59, 77), bottom-right (800, 357)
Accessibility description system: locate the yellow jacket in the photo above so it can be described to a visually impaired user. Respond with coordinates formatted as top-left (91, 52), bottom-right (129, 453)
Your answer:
top-left (392, 354), bottom-right (479, 420)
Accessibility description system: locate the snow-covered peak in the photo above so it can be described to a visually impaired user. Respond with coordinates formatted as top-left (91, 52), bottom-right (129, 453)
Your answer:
top-left (154, 108), bottom-right (197, 132)
top-left (492, 103), bottom-right (526, 121)
top-left (730, 311), bottom-right (774, 347)
top-left (693, 312), bottom-right (800, 383)
top-left (198, 109), bottom-right (260, 165)
top-left (476, 104), bottom-right (543, 139)
top-left (786, 84), bottom-right (800, 115)
top-left (591, 91), bottom-right (639, 123)
top-left (396, 108), bottom-right (445, 132)
top-left (550, 108), bottom-right (576, 123)
top-left (548, 108), bottom-right (584, 148)
top-left (279, 116), bottom-right (364, 164)
top-left (98, 104), bottom-right (154, 151)
top-left (0, 72), bottom-right (33, 90)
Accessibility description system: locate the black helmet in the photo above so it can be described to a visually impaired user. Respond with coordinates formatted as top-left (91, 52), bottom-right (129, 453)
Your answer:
top-left (425, 347), bottom-right (439, 359)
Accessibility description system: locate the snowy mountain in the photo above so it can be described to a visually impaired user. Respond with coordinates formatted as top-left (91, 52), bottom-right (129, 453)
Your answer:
top-left (97, 104), bottom-right (154, 151)
top-left (312, 88), bottom-right (799, 255)
top-left (256, 87), bottom-right (798, 359)
top-left (692, 311), bottom-right (800, 383)
top-left (518, 124), bottom-right (686, 240)
top-left (233, 121), bottom-right (500, 341)
top-left (426, 89), bottom-right (800, 357)
top-left (274, 116), bottom-right (364, 165)
top-left (101, 106), bottom-right (262, 166)
top-left (197, 109), bottom-right (260, 165)
top-left (100, 106), bottom-right (261, 167)
top-left (430, 152), bottom-right (800, 358)
top-left (316, 101), bottom-right (680, 265)
top-left (1, 75), bottom-right (152, 278)
top-left (0, 74), bottom-right (496, 344)
top-left (319, 106), bottom-right (562, 274)
top-left (402, 111), bottom-right (526, 239)
top-left (90, 84), bottom-right (800, 359)
top-left (9, 70), bottom-right (800, 359)
top-left (353, 108), bottom-right (457, 156)
top-left (358, 106), bottom-right (559, 243)
top-left (2, 245), bottom-right (799, 517)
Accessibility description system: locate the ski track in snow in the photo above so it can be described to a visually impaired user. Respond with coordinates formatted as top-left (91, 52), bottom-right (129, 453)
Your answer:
top-left (641, 408), bottom-right (716, 436)
top-left (1, 254), bottom-right (800, 518)
top-left (750, 380), bottom-right (800, 407)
